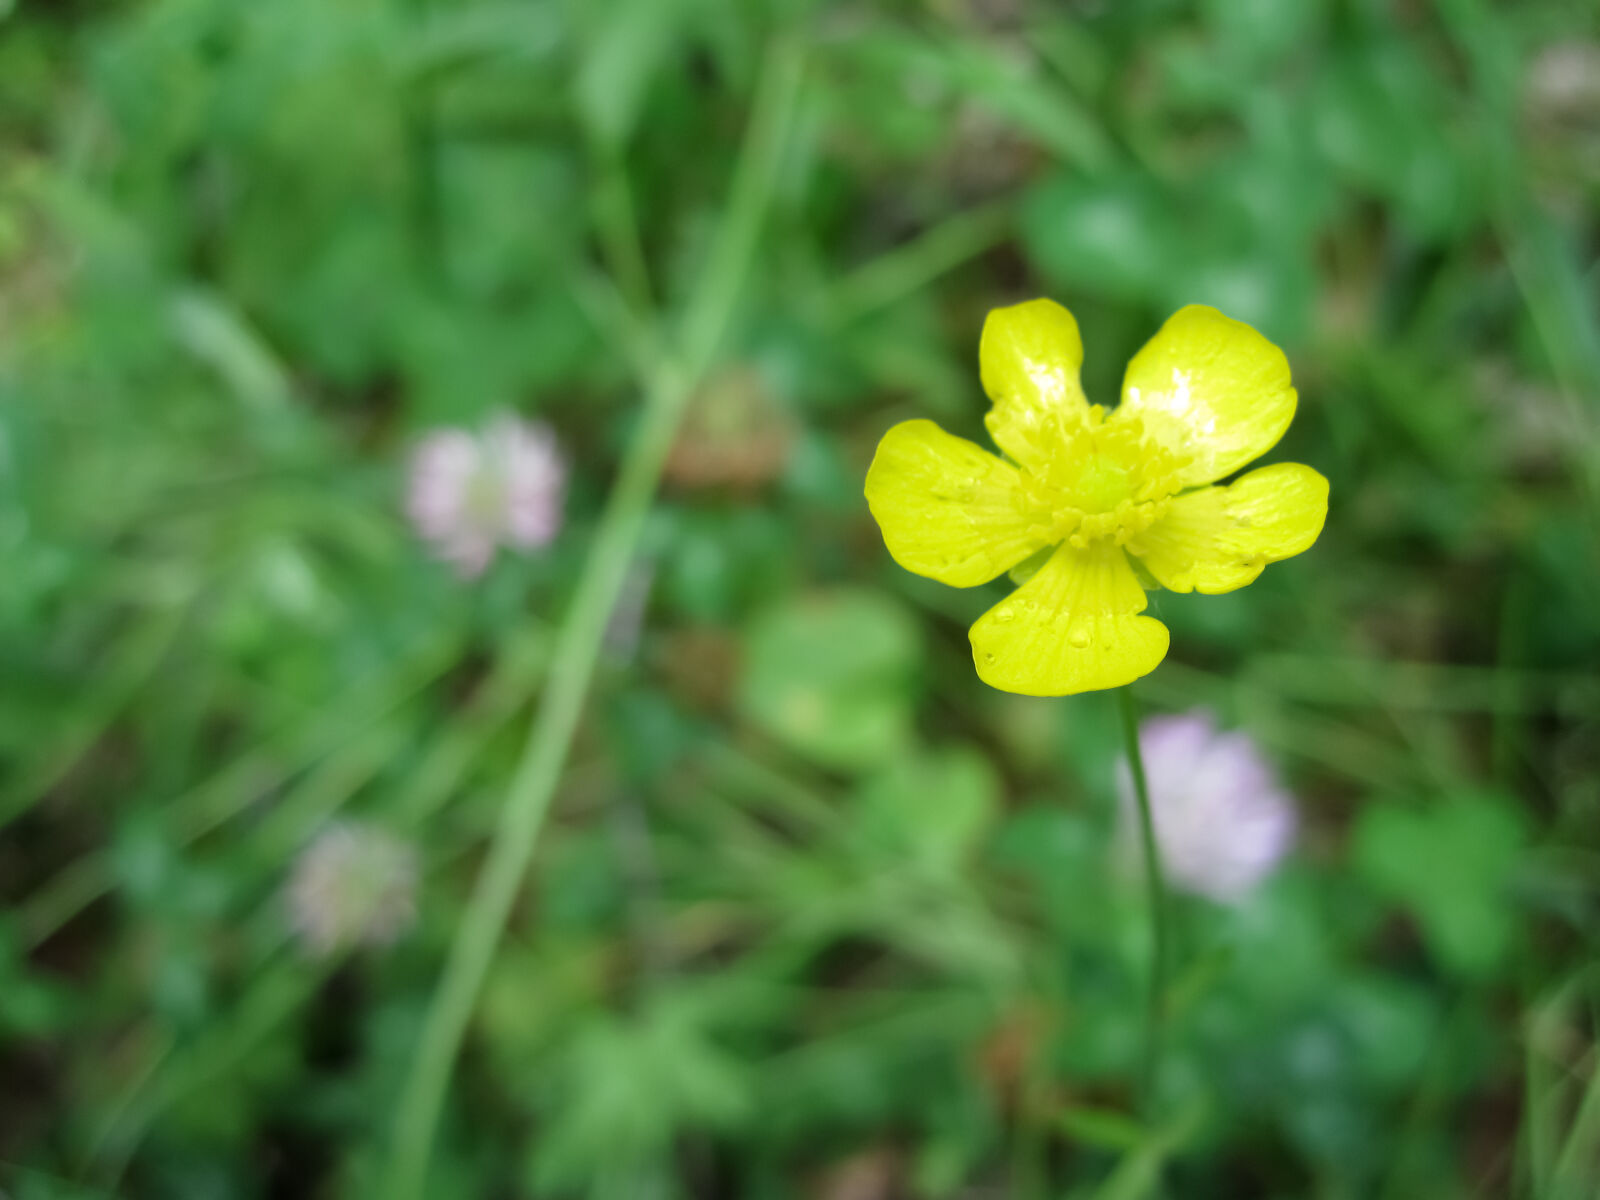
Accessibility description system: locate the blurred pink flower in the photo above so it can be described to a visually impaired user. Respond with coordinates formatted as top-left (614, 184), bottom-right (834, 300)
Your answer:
top-left (1117, 709), bottom-right (1296, 904)
top-left (406, 413), bottom-right (566, 577)
top-left (287, 822), bottom-right (418, 956)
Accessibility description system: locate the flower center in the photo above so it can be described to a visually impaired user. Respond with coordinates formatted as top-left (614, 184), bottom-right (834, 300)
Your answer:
top-left (1018, 406), bottom-right (1187, 548)
top-left (464, 468), bottom-right (509, 528)
top-left (1068, 454), bottom-right (1136, 514)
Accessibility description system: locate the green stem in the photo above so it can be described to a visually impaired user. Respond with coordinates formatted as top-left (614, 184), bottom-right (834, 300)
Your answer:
top-left (592, 147), bottom-right (655, 317)
top-left (1117, 685), bottom-right (1167, 1113)
top-left (829, 200), bottom-right (1011, 325)
top-left (381, 36), bottom-right (806, 1198)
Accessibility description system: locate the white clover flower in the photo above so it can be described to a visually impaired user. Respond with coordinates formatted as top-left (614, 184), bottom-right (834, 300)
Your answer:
top-left (287, 822), bottom-right (419, 956)
top-left (1117, 709), bottom-right (1296, 904)
top-left (406, 413), bottom-right (566, 577)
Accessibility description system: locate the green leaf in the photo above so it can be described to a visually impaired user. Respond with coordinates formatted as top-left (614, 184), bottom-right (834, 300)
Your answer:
top-left (1200, 0), bottom-right (1323, 64)
top-left (1329, 974), bottom-right (1439, 1090)
top-left (1354, 793), bottom-right (1528, 978)
top-left (1311, 42), bottom-right (1479, 240)
top-left (1021, 171), bottom-right (1176, 304)
top-left (572, 0), bottom-right (688, 148)
top-left (738, 588), bottom-right (920, 772)
top-left (854, 744), bottom-right (998, 869)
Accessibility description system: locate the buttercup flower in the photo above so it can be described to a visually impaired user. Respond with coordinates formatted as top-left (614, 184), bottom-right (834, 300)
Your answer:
top-left (407, 413), bottom-right (566, 578)
top-left (287, 822), bottom-right (419, 956)
top-left (864, 300), bottom-right (1328, 695)
top-left (1116, 710), bottom-right (1296, 904)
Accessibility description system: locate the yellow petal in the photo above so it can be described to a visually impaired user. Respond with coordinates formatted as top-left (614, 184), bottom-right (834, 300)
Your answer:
top-left (1117, 305), bottom-right (1297, 487)
top-left (1130, 463), bottom-right (1329, 594)
top-left (969, 541), bottom-right (1169, 697)
top-left (864, 419), bottom-right (1051, 587)
top-left (979, 298), bottom-right (1091, 467)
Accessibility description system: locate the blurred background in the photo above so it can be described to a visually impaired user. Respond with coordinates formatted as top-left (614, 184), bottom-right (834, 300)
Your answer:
top-left (2, 0), bottom-right (1599, 1197)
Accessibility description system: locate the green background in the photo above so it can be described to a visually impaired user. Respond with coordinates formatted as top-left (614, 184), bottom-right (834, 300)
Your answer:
top-left (2, 0), bottom-right (1598, 1196)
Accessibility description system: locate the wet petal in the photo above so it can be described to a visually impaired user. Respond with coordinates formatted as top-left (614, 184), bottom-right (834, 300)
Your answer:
top-left (979, 298), bottom-right (1091, 467)
top-left (865, 419), bottom-right (1051, 587)
top-left (970, 541), bottom-right (1169, 696)
top-left (1117, 305), bottom-right (1297, 487)
top-left (1130, 463), bottom-right (1329, 594)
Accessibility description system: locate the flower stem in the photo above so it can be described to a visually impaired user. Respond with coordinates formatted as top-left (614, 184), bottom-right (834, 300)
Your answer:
top-left (1117, 684), bottom-right (1167, 1113)
top-left (381, 35), bottom-right (806, 1199)
top-left (829, 199), bottom-right (1011, 325)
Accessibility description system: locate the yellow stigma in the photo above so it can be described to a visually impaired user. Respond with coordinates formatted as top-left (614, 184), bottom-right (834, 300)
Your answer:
top-left (1018, 406), bottom-right (1186, 548)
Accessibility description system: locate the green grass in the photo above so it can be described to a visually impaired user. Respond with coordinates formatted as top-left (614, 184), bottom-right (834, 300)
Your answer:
top-left (2, 1), bottom-right (1598, 1197)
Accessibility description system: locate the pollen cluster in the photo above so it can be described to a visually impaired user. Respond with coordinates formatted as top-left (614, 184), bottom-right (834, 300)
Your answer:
top-left (1017, 407), bottom-right (1188, 548)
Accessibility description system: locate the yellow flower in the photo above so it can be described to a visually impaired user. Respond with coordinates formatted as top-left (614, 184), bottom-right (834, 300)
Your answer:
top-left (864, 300), bottom-right (1329, 697)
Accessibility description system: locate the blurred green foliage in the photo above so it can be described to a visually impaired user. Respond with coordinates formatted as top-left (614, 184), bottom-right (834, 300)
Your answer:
top-left (2, 0), bottom-right (1598, 1197)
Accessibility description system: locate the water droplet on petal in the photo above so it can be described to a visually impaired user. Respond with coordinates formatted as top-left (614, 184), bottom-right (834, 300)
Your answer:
top-left (995, 606), bottom-right (1015, 623)
top-left (1068, 627), bottom-right (1092, 649)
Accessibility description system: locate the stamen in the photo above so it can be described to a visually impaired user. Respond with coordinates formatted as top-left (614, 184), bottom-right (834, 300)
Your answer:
top-left (1017, 409), bottom-right (1188, 546)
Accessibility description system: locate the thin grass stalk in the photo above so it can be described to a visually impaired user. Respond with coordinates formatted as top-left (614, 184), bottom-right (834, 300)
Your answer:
top-left (1118, 685), bottom-right (1167, 1113)
top-left (381, 36), bottom-right (807, 1197)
